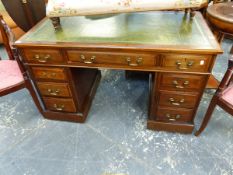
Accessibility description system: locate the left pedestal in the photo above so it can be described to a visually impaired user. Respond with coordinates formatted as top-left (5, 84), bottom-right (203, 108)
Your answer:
top-left (29, 65), bottom-right (101, 123)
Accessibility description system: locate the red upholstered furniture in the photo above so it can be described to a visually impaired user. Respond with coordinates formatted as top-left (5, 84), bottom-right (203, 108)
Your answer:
top-left (0, 14), bottom-right (24, 96)
top-left (222, 85), bottom-right (233, 105)
top-left (0, 14), bottom-right (42, 113)
top-left (195, 47), bottom-right (233, 136)
top-left (0, 60), bottom-right (24, 94)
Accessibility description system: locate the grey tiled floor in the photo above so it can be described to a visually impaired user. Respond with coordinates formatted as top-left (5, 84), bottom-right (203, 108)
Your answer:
top-left (0, 39), bottom-right (233, 175)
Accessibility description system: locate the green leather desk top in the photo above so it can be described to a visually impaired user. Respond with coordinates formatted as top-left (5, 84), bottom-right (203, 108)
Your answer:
top-left (16, 11), bottom-right (221, 53)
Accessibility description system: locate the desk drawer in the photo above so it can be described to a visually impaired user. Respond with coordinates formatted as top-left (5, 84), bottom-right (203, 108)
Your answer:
top-left (159, 73), bottom-right (206, 92)
top-left (23, 49), bottom-right (64, 64)
top-left (32, 67), bottom-right (68, 81)
top-left (161, 54), bottom-right (211, 72)
top-left (43, 97), bottom-right (76, 113)
top-left (156, 106), bottom-right (193, 122)
top-left (37, 82), bottom-right (71, 97)
top-left (67, 50), bottom-right (156, 67)
top-left (158, 91), bottom-right (199, 109)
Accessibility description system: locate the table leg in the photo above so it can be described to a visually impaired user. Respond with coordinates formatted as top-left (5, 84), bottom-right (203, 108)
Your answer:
top-left (185, 8), bottom-right (196, 19)
top-left (50, 17), bottom-right (61, 30)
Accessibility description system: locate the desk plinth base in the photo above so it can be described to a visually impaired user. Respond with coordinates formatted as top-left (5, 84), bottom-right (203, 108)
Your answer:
top-left (42, 111), bottom-right (86, 123)
top-left (147, 120), bottom-right (194, 134)
top-left (41, 71), bottom-right (101, 123)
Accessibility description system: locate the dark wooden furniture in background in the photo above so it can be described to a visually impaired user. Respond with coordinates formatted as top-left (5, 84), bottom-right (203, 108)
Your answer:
top-left (195, 1), bottom-right (233, 136)
top-left (203, 0), bottom-right (232, 88)
top-left (1, 0), bottom-right (46, 32)
top-left (206, 2), bottom-right (233, 42)
top-left (14, 11), bottom-right (222, 133)
top-left (0, 14), bottom-right (42, 114)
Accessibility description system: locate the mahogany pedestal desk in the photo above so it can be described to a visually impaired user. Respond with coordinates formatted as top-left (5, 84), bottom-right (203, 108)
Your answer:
top-left (15, 11), bottom-right (222, 133)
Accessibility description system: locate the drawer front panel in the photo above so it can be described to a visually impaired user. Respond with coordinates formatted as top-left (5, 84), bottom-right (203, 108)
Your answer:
top-left (37, 82), bottom-right (71, 97)
top-left (156, 106), bottom-right (193, 122)
top-left (159, 73), bottom-right (206, 91)
top-left (43, 97), bottom-right (76, 113)
top-left (23, 49), bottom-right (64, 64)
top-left (161, 54), bottom-right (211, 72)
top-left (67, 50), bottom-right (156, 67)
top-left (158, 91), bottom-right (199, 108)
top-left (32, 67), bottom-right (67, 81)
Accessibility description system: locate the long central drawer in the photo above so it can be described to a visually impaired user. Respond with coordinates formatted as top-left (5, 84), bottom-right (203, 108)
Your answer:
top-left (67, 50), bottom-right (157, 67)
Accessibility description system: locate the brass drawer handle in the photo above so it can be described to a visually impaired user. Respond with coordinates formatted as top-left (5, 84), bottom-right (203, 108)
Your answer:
top-left (41, 72), bottom-right (57, 78)
top-left (47, 89), bottom-right (60, 96)
top-left (166, 114), bottom-right (181, 121)
top-left (172, 80), bottom-right (189, 89)
top-left (176, 60), bottom-right (194, 70)
top-left (126, 57), bottom-right (143, 66)
top-left (169, 98), bottom-right (185, 106)
top-left (176, 61), bottom-right (187, 70)
top-left (175, 85), bottom-right (184, 89)
top-left (53, 104), bottom-right (64, 111)
top-left (34, 54), bottom-right (51, 63)
top-left (183, 80), bottom-right (189, 85)
top-left (80, 55), bottom-right (95, 64)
